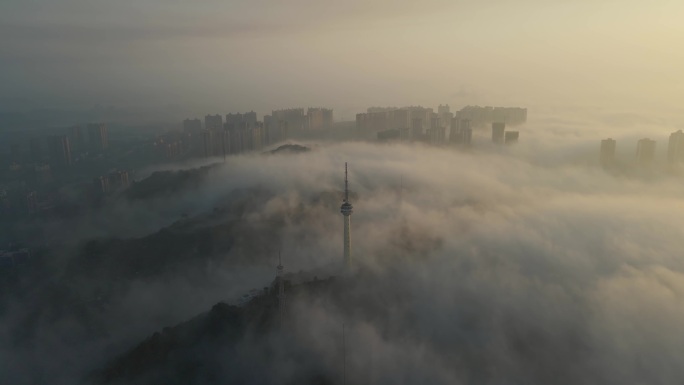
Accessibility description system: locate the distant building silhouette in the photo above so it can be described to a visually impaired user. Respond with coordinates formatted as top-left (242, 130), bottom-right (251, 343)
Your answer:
top-left (600, 138), bottom-right (616, 166)
top-left (243, 111), bottom-right (257, 126)
top-left (462, 127), bottom-right (472, 145)
top-left (377, 129), bottom-right (400, 141)
top-left (48, 135), bottom-right (72, 168)
top-left (437, 104), bottom-right (453, 129)
top-left (356, 106), bottom-right (433, 139)
top-left (306, 108), bottom-right (333, 130)
top-left (108, 170), bottom-right (130, 191)
top-left (504, 131), bottom-right (519, 144)
top-left (411, 118), bottom-right (424, 141)
top-left (225, 113), bottom-right (242, 128)
top-left (492, 122), bottom-right (505, 143)
top-left (93, 176), bottom-right (110, 195)
top-left (202, 130), bottom-right (213, 158)
top-left (667, 130), bottom-right (684, 163)
top-left (428, 126), bottom-right (446, 145)
top-left (70, 125), bottom-right (85, 149)
top-left (636, 138), bottom-right (656, 164)
top-left (450, 119), bottom-right (471, 146)
top-left (456, 106), bottom-right (527, 127)
top-left (204, 114), bottom-right (223, 131)
top-left (272, 108), bottom-right (306, 131)
top-left (263, 116), bottom-right (288, 146)
top-left (87, 123), bottom-right (108, 152)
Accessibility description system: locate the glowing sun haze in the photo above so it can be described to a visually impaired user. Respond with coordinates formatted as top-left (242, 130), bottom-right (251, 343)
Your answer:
top-left (1, 0), bottom-right (682, 117)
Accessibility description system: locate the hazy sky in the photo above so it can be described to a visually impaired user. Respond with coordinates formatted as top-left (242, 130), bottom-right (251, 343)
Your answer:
top-left (1, 0), bottom-right (683, 117)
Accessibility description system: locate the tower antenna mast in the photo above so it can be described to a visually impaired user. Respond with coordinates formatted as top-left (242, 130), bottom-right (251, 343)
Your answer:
top-left (277, 250), bottom-right (285, 328)
top-left (340, 163), bottom-right (354, 269)
top-left (343, 323), bottom-right (347, 385)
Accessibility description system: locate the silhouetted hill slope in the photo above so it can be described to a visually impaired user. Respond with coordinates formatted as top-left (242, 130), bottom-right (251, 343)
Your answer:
top-left (126, 165), bottom-right (217, 201)
top-left (268, 144), bottom-right (311, 155)
top-left (126, 147), bottom-right (311, 201)
top-left (91, 262), bottom-right (597, 385)
top-left (3, 174), bottom-right (360, 385)
top-left (92, 277), bottom-right (338, 385)
top-left (66, 186), bottom-right (350, 285)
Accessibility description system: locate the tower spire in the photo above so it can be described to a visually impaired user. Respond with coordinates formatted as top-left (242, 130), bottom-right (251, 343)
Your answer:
top-left (344, 162), bottom-right (349, 203)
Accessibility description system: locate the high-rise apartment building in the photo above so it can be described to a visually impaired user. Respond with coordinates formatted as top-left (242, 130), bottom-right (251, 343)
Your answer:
top-left (228, 126), bottom-right (243, 154)
top-left (437, 104), bottom-right (453, 129)
top-left (108, 170), bottom-right (130, 190)
top-left (462, 128), bottom-right (472, 145)
top-left (411, 118), bottom-right (424, 140)
top-left (87, 123), bottom-right (108, 152)
top-left (636, 138), bottom-right (656, 164)
top-left (456, 106), bottom-right (527, 126)
top-left (69, 125), bottom-right (85, 149)
top-left (93, 176), bottom-right (110, 195)
top-left (600, 138), bottom-right (616, 165)
top-left (667, 130), bottom-right (684, 163)
top-left (243, 111), bottom-right (257, 127)
top-left (356, 106), bottom-right (433, 138)
top-left (204, 114), bottom-right (223, 131)
top-left (450, 119), bottom-right (471, 145)
top-left (225, 113), bottom-right (243, 128)
top-left (492, 122), bottom-right (505, 143)
top-left (307, 108), bottom-right (333, 130)
top-left (428, 126), bottom-right (446, 145)
top-left (272, 108), bottom-right (306, 131)
top-left (504, 131), bottom-right (519, 144)
top-left (202, 130), bottom-right (213, 158)
top-left (48, 135), bottom-right (72, 168)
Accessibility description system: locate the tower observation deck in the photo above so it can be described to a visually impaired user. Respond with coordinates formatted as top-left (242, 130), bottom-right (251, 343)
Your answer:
top-left (340, 162), bottom-right (353, 269)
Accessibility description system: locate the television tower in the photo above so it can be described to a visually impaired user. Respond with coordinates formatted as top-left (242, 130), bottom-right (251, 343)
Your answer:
top-left (340, 163), bottom-right (353, 269)
top-left (276, 251), bottom-right (285, 327)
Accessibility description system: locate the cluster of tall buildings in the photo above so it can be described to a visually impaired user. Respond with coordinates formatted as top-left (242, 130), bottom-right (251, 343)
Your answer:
top-left (364, 104), bottom-right (523, 147)
top-left (358, 106), bottom-right (436, 137)
top-left (359, 105), bottom-right (526, 133)
top-left (456, 106), bottom-right (527, 127)
top-left (183, 112), bottom-right (270, 158)
top-left (363, 106), bottom-right (454, 144)
top-left (600, 130), bottom-right (684, 166)
top-left (183, 108), bottom-right (332, 159)
top-left (267, 108), bottom-right (333, 132)
top-left (449, 119), bottom-right (473, 145)
top-left (1, 123), bottom-right (112, 218)
top-left (92, 170), bottom-right (130, 196)
top-left (24, 123), bottom-right (109, 170)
